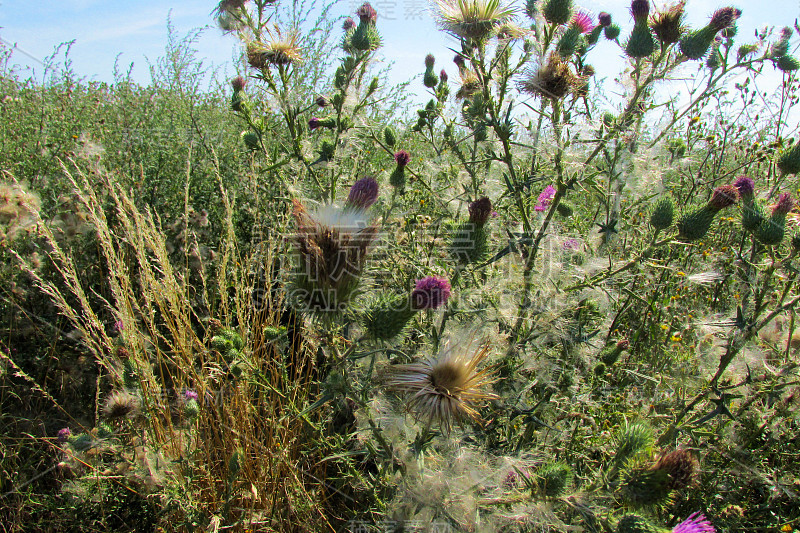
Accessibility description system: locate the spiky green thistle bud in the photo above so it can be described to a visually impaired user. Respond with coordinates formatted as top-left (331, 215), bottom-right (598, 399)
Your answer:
top-left (617, 515), bottom-right (668, 533)
top-left (593, 362), bottom-right (607, 375)
top-left (231, 91), bottom-right (247, 112)
top-left (706, 45), bottom-right (722, 70)
top-left (262, 326), bottom-right (285, 340)
top-left (677, 205), bottom-right (716, 241)
top-left (424, 67), bottom-right (439, 88)
top-left (619, 462), bottom-right (673, 508)
top-left (679, 26), bottom-right (718, 59)
top-left (772, 35), bottom-right (790, 58)
top-left (600, 339), bottom-right (629, 366)
top-left (363, 294), bottom-right (417, 340)
top-left (69, 433), bottom-right (94, 452)
top-left (587, 25), bottom-right (603, 45)
top-left (778, 55), bottom-right (800, 72)
top-left (383, 126), bottom-right (397, 148)
top-left (735, 177), bottom-right (763, 233)
top-left (218, 328), bottom-right (243, 350)
top-left (605, 23), bottom-right (622, 40)
top-left (543, 0), bottom-right (573, 25)
top-left (755, 193), bottom-right (794, 245)
top-left (557, 202), bottom-right (574, 217)
top-left (778, 141), bottom-right (800, 175)
top-left (451, 222), bottom-right (489, 263)
top-left (184, 399), bottom-right (199, 418)
top-left (557, 26), bottom-right (583, 57)
top-left (535, 461), bottom-right (572, 497)
top-left (615, 421), bottom-right (654, 463)
top-left (349, 22), bottom-right (382, 52)
top-left (390, 167), bottom-right (406, 189)
top-left (241, 130), bottom-right (260, 151)
top-left (737, 43), bottom-right (758, 60)
top-left (650, 197), bottom-right (675, 230)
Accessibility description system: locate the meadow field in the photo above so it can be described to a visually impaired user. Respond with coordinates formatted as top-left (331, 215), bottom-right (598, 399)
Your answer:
top-left (1, 0), bottom-right (799, 531)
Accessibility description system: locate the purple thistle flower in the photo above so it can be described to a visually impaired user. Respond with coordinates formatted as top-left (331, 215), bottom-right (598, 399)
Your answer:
top-left (710, 7), bottom-right (741, 31)
top-left (440, 69), bottom-right (448, 83)
top-left (315, 95), bottom-right (328, 107)
top-left (773, 192), bottom-right (794, 215)
top-left (598, 12), bottom-right (612, 27)
top-left (411, 276), bottom-right (452, 310)
top-left (57, 427), bottom-right (71, 443)
top-left (453, 54), bottom-right (466, 69)
top-left (630, 0), bottom-right (650, 23)
top-left (734, 175), bottom-right (754, 196)
top-left (572, 11), bottom-right (595, 34)
top-left (562, 238), bottom-right (580, 251)
top-left (394, 150), bottom-right (411, 167)
top-left (468, 197), bottom-right (492, 226)
top-left (425, 53), bottom-right (435, 68)
top-left (673, 512), bottom-right (716, 533)
top-left (535, 185), bottom-right (557, 212)
top-left (184, 389), bottom-right (199, 401)
top-left (356, 2), bottom-right (377, 23)
top-left (347, 177), bottom-right (380, 209)
top-left (308, 117), bottom-right (321, 131)
top-left (708, 184), bottom-right (739, 210)
top-left (343, 17), bottom-right (356, 31)
top-left (231, 76), bottom-right (247, 92)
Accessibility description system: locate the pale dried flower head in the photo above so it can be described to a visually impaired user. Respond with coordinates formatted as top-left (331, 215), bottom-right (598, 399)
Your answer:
top-left (247, 26), bottom-right (302, 68)
top-left (385, 339), bottom-right (499, 433)
top-left (433, 0), bottom-right (518, 41)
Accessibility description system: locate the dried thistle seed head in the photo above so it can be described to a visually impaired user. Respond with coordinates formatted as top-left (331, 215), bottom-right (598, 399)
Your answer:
top-left (654, 448), bottom-right (700, 491)
top-left (384, 341), bottom-right (498, 433)
top-left (290, 200), bottom-right (377, 312)
top-left (456, 71), bottom-right (482, 98)
top-left (519, 52), bottom-right (578, 100)
top-left (650, 1), bottom-right (685, 44)
top-left (247, 27), bottom-right (302, 68)
top-left (433, 0), bottom-right (518, 41)
top-left (708, 184), bottom-right (739, 210)
top-left (103, 390), bottom-right (140, 420)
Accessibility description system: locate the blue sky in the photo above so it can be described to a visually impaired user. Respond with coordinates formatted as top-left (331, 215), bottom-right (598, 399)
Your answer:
top-left (0, 0), bottom-right (797, 117)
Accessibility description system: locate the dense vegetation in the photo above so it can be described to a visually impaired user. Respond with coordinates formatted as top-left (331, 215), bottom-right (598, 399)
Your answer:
top-left (1, 0), bottom-right (800, 531)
